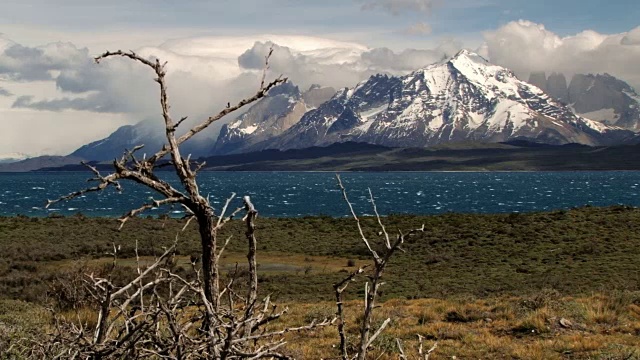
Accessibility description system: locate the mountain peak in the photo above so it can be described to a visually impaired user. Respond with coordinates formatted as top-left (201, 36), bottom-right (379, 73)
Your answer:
top-left (450, 49), bottom-right (489, 64)
top-left (266, 82), bottom-right (301, 98)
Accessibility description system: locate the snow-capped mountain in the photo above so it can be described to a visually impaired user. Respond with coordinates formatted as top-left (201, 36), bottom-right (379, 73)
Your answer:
top-left (212, 83), bottom-right (335, 155)
top-left (251, 50), bottom-right (632, 151)
top-left (529, 72), bottom-right (640, 131)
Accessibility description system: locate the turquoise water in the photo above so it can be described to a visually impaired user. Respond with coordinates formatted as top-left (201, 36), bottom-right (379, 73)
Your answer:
top-left (0, 171), bottom-right (639, 218)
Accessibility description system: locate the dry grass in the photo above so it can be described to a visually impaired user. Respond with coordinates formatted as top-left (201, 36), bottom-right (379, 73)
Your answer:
top-left (269, 294), bottom-right (640, 359)
top-left (3, 293), bottom-right (640, 359)
top-left (43, 251), bottom-right (364, 276)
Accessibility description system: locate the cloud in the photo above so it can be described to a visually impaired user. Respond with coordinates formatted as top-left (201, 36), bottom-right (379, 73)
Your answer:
top-left (0, 87), bottom-right (11, 96)
top-left (402, 22), bottom-right (433, 35)
top-left (621, 26), bottom-right (640, 45)
top-left (238, 37), bottom-right (461, 90)
top-left (483, 20), bottom-right (640, 90)
top-left (12, 93), bottom-right (129, 113)
top-left (360, 42), bottom-right (461, 72)
top-left (0, 42), bottom-right (90, 81)
top-left (358, 0), bottom-right (435, 15)
top-left (2, 33), bottom-right (456, 121)
top-left (238, 41), bottom-right (374, 91)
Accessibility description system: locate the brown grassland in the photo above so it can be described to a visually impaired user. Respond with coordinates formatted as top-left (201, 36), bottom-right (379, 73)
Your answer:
top-left (1, 205), bottom-right (640, 358)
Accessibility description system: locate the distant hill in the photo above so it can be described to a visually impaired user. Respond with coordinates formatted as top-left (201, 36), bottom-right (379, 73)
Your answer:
top-left (33, 141), bottom-right (640, 172)
top-left (194, 141), bottom-right (640, 171)
top-left (0, 155), bottom-right (86, 172)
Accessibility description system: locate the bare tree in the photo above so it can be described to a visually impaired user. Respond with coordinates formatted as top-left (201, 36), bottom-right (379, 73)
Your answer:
top-left (22, 48), bottom-right (438, 359)
top-left (46, 49), bottom-right (282, 312)
top-left (333, 175), bottom-right (435, 360)
top-left (32, 49), bottom-right (337, 359)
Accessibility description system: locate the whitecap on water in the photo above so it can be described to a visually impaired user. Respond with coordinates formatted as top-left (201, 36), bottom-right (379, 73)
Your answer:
top-left (31, 187), bottom-right (45, 190)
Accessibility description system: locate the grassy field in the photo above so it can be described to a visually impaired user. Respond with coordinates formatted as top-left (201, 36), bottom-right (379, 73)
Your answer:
top-left (2, 291), bottom-right (640, 358)
top-left (1, 206), bottom-right (640, 358)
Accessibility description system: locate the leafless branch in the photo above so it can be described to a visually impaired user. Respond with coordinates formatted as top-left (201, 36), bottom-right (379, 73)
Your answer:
top-left (335, 175), bottom-right (427, 360)
top-left (260, 46), bottom-right (275, 90)
top-left (418, 335), bottom-right (437, 360)
top-left (118, 197), bottom-right (182, 230)
top-left (396, 338), bottom-right (407, 360)
top-left (368, 188), bottom-right (390, 249)
top-left (333, 265), bottom-right (368, 360)
top-left (336, 174), bottom-right (380, 262)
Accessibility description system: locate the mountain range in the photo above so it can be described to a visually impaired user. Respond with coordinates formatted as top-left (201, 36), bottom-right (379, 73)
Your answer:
top-left (230, 50), bottom-right (634, 152)
top-left (3, 50), bottom-right (640, 171)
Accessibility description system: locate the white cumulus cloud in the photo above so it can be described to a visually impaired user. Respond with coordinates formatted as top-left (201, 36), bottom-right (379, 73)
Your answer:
top-left (621, 26), bottom-right (640, 46)
top-left (483, 20), bottom-right (640, 89)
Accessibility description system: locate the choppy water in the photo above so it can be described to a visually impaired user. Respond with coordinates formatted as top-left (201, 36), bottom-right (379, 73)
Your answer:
top-left (0, 171), bottom-right (639, 218)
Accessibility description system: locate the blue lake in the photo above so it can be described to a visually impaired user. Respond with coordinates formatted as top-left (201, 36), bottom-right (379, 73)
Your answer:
top-left (0, 171), bottom-right (639, 218)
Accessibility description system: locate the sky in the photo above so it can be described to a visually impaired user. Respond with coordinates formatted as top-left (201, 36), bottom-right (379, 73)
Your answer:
top-left (1, 0), bottom-right (639, 156)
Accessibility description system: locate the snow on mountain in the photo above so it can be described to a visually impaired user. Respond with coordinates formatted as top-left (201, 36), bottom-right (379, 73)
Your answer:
top-left (253, 50), bottom-right (633, 151)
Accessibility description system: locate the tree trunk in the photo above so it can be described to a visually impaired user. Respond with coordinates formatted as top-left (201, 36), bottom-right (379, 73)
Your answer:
top-left (197, 211), bottom-right (219, 310)
top-left (356, 264), bottom-right (382, 360)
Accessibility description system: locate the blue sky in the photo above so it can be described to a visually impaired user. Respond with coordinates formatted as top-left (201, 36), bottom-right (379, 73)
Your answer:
top-left (2, 0), bottom-right (638, 48)
top-left (0, 0), bottom-right (638, 156)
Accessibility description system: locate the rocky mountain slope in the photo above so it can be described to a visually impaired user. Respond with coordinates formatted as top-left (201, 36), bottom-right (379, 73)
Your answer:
top-left (529, 72), bottom-right (640, 131)
top-left (212, 83), bottom-right (335, 155)
top-left (248, 50), bottom-right (632, 151)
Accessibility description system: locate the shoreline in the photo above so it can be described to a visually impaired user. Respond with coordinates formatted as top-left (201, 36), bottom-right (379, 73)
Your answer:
top-left (1, 203), bottom-right (636, 220)
top-left (4, 168), bottom-right (640, 174)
